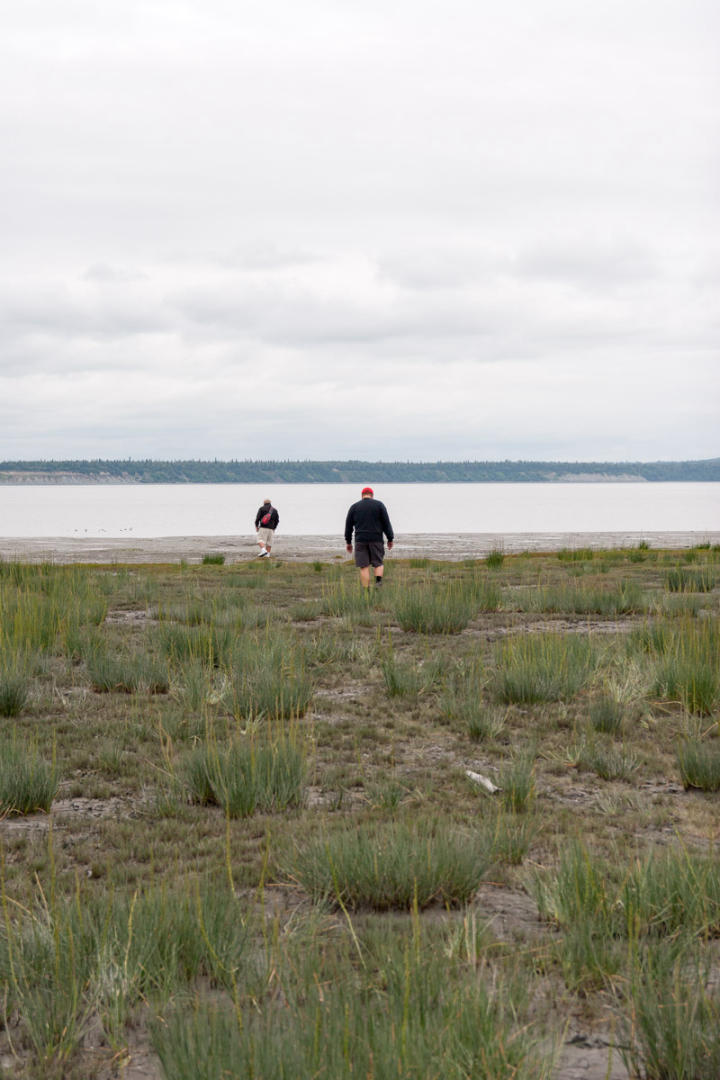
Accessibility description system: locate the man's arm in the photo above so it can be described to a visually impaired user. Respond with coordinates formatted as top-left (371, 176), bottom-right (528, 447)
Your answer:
top-left (344, 506), bottom-right (355, 548)
top-left (381, 504), bottom-right (394, 544)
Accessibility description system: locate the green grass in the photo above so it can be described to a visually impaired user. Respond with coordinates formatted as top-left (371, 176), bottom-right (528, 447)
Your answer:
top-left (0, 736), bottom-right (58, 814)
top-left (535, 842), bottom-right (720, 944)
top-left (0, 649), bottom-right (32, 716)
top-left (576, 738), bottom-right (639, 781)
top-left (513, 580), bottom-right (645, 615)
top-left (485, 810), bottom-right (537, 865)
top-left (676, 738), bottom-right (720, 791)
top-left (499, 750), bottom-right (536, 812)
top-left (619, 943), bottom-right (720, 1080)
top-left (151, 918), bottom-right (555, 1080)
top-left (181, 733), bottom-right (306, 817)
top-left (648, 619), bottom-right (720, 714)
top-left (557, 548), bottom-right (595, 562)
top-left (440, 662), bottom-right (505, 739)
top-left (0, 881), bottom-right (252, 1069)
top-left (588, 694), bottom-right (625, 734)
top-left (171, 659), bottom-right (217, 712)
top-left (0, 551), bottom-right (718, 1077)
top-left (493, 632), bottom-right (598, 703)
top-left (286, 818), bottom-right (492, 910)
top-left (485, 547), bottom-right (505, 569)
top-left (665, 567), bottom-right (716, 592)
top-left (154, 622), bottom-right (238, 666)
top-left (85, 649), bottom-right (170, 694)
top-left (391, 582), bottom-right (476, 633)
top-left (225, 634), bottom-right (314, 720)
top-left (380, 650), bottom-right (442, 697)
top-left (319, 579), bottom-right (376, 617)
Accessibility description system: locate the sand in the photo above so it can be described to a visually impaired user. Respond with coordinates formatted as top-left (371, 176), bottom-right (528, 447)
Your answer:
top-left (0, 531), bottom-right (717, 564)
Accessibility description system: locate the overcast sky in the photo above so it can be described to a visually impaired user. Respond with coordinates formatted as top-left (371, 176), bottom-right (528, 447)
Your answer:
top-left (1, 0), bottom-right (718, 462)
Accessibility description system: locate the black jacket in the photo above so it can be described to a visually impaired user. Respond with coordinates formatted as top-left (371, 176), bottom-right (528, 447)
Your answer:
top-left (255, 504), bottom-right (279, 530)
top-left (345, 498), bottom-right (393, 544)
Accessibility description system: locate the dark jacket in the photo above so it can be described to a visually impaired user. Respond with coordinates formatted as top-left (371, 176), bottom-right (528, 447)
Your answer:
top-left (345, 497), bottom-right (393, 544)
top-left (255, 504), bottom-right (279, 530)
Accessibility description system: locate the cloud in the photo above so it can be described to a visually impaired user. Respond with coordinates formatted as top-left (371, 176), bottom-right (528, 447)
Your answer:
top-left (512, 241), bottom-right (660, 288)
top-left (82, 263), bottom-right (148, 284)
top-left (0, 0), bottom-right (718, 460)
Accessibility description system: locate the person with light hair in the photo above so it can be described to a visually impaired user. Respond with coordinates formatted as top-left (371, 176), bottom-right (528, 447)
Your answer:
top-left (345, 486), bottom-right (394, 587)
top-left (254, 498), bottom-right (279, 557)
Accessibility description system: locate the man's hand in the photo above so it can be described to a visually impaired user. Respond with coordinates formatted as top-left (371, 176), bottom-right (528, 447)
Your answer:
top-left (346, 544), bottom-right (353, 554)
top-left (387, 541), bottom-right (394, 550)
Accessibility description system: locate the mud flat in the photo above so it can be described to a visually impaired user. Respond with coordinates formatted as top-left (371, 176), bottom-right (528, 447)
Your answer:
top-left (0, 531), bottom-right (717, 564)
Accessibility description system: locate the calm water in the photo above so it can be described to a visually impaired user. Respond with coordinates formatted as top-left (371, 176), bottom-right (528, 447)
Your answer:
top-left (0, 483), bottom-right (717, 538)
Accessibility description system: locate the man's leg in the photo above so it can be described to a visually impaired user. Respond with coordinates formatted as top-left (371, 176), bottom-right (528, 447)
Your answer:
top-left (370, 542), bottom-right (385, 585)
top-left (257, 528), bottom-right (271, 556)
top-left (355, 542), bottom-right (372, 587)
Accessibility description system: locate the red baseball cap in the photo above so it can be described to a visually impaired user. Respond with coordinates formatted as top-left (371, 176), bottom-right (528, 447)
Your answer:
top-left (361, 486), bottom-right (374, 496)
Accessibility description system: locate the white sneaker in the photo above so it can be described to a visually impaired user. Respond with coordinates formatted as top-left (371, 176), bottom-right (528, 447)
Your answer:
top-left (259, 550), bottom-right (269, 558)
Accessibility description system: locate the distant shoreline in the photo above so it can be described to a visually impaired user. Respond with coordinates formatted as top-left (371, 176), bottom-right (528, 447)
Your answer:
top-left (0, 477), bottom-right (709, 485)
top-left (0, 457), bottom-right (718, 485)
top-left (1, 532), bottom-right (717, 565)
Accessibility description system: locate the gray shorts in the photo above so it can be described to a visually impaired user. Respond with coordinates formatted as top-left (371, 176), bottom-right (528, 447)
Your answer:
top-left (257, 527), bottom-right (275, 545)
top-left (354, 540), bottom-right (385, 568)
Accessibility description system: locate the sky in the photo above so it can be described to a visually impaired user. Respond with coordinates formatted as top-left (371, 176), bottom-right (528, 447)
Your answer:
top-left (1, 0), bottom-right (718, 463)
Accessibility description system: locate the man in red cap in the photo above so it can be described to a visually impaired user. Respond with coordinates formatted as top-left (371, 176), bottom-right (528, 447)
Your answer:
top-left (344, 486), bottom-right (394, 587)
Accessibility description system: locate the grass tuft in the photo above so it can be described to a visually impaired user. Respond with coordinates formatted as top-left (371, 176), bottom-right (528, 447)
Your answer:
top-left (588, 695), bottom-right (624, 734)
top-left (0, 736), bottom-right (58, 814)
top-left (665, 567), bottom-right (716, 592)
top-left (494, 633), bottom-right (597, 704)
top-left (392, 582), bottom-right (476, 633)
top-left (151, 920), bottom-right (555, 1080)
top-left (86, 649), bottom-right (170, 694)
top-left (499, 750), bottom-right (536, 812)
top-left (380, 650), bottom-right (442, 698)
top-left (485, 547), bottom-right (505, 569)
top-left (286, 819), bottom-right (492, 910)
top-left (182, 733), bottom-right (305, 817)
top-left (577, 738), bottom-right (639, 781)
top-left (0, 650), bottom-right (32, 716)
top-left (676, 737), bottom-right (720, 791)
top-left (619, 944), bottom-right (720, 1080)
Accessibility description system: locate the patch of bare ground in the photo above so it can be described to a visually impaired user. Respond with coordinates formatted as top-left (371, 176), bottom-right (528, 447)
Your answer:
top-left (314, 680), bottom-right (371, 704)
top-left (52, 795), bottom-right (143, 820)
top-left (306, 784), bottom-right (335, 809)
top-left (102, 1043), bottom-right (162, 1080)
top-left (556, 1039), bottom-right (628, 1080)
top-left (1, 797), bottom-right (141, 839)
top-left (461, 612), bottom-right (643, 642)
top-left (494, 616), bottom-right (641, 637)
top-left (0, 812), bottom-right (52, 836)
top-left (104, 609), bottom-right (157, 625)
top-left (475, 882), bottom-right (543, 941)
